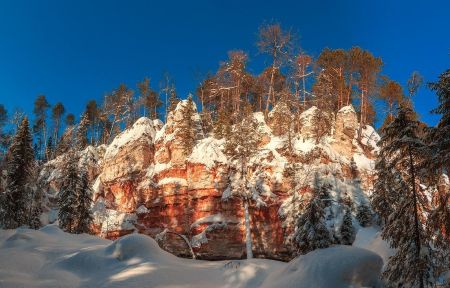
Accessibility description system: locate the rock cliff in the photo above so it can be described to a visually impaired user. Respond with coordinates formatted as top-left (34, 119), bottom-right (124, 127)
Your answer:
top-left (39, 101), bottom-right (379, 261)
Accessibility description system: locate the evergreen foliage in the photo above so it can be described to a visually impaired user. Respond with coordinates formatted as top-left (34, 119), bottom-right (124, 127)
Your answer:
top-left (294, 174), bottom-right (332, 255)
top-left (1, 117), bottom-right (36, 228)
top-left (356, 203), bottom-right (372, 227)
top-left (340, 208), bottom-right (355, 245)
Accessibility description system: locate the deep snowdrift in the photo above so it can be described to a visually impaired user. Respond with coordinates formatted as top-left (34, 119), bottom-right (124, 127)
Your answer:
top-left (0, 225), bottom-right (384, 288)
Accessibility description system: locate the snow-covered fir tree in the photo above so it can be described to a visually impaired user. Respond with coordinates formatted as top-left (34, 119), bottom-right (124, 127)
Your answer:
top-left (58, 151), bottom-right (80, 233)
top-left (356, 203), bottom-right (372, 227)
top-left (0, 117), bottom-right (35, 229)
top-left (339, 208), bottom-right (355, 245)
top-left (58, 149), bottom-right (94, 234)
top-left (426, 68), bottom-right (450, 275)
top-left (294, 174), bottom-right (332, 255)
top-left (74, 169), bottom-right (93, 234)
top-left (178, 95), bottom-right (199, 155)
top-left (377, 103), bottom-right (439, 288)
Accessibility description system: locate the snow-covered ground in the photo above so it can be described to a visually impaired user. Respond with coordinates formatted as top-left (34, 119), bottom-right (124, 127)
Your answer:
top-left (0, 225), bottom-right (386, 288)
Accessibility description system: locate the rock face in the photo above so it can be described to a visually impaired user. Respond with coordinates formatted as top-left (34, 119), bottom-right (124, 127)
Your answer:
top-left (40, 101), bottom-right (379, 261)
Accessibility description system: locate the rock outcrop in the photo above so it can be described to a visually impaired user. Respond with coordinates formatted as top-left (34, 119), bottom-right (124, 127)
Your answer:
top-left (40, 101), bottom-right (379, 261)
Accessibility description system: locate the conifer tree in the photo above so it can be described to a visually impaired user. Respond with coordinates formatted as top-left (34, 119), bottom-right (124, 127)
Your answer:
top-left (28, 167), bottom-right (43, 229)
top-left (224, 104), bottom-right (261, 259)
top-left (213, 109), bottom-right (232, 139)
top-left (168, 87), bottom-right (180, 114)
top-left (0, 104), bottom-right (8, 156)
top-left (380, 78), bottom-right (403, 128)
top-left (356, 203), bottom-right (372, 227)
top-left (65, 113), bottom-right (75, 126)
top-left (340, 208), bottom-right (355, 245)
top-left (85, 100), bottom-right (100, 145)
top-left (33, 95), bottom-right (50, 160)
top-left (372, 154), bottom-right (399, 224)
top-left (178, 95), bottom-right (199, 156)
top-left (45, 136), bottom-right (54, 161)
top-left (428, 68), bottom-right (450, 174)
top-left (58, 151), bottom-right (79, 233)
top-left (294, 174), bottom-right (332, 254)
top-left (1, 117), bottom-right (35, 228)
top-left (77, 112), bottom-right (90, 150)
top-left (426, 68), bottom-right (450, 272)
top-left (138, 77), bottom-right (162, 119)
top-left (378, 104), bottom-right (436, 288)
top-left (74, 169), bottom-right (93, 234)
top-left (51, 102), bottom-right (65, 144)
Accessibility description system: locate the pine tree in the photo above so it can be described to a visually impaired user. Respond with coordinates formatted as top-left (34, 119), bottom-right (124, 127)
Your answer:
top-left (213, 109), bottom-right (232, 139)
top-left (178, 95), bottom-right (198, 155)
top-left (356, 203), bottom-right (372, 227)
top-left (294, 174), bottom-right (332, 254)
top-left (168, 87), bottom-right (180, 114)
top-left (340, 208), bottom-right (355, 245)
top-left (51, 102), bottom-right (65, 144)
top-left (32, 95), bottom-right (50, 160)
top-left (58, 151), bottom-right (79, 233)
top-left (74, 169), bottom-right (93, 234)
top-left (1, 117), bottom-right (35, 228)
top-left (138, 77), bottom-right (162, 119)
top-left (77, 112), bottom-right (90, 150)
top-left (378, 104), bottom-right (436, 288)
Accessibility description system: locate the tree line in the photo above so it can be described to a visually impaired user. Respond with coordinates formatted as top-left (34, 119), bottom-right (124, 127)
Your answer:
top-left (0, 23), bottom-right (418, 164)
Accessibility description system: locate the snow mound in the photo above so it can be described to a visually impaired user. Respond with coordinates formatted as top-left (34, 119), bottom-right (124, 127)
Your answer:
top-left (104, 234), bottom-right (177, 263)
top-left (104, 117), bottom-right (156, 159)
top-left (261, 245), bottom-right (383, 288)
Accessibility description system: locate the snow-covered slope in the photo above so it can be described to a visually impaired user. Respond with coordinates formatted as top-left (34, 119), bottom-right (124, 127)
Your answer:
top-left (0, 226), bottom-right (384, 288)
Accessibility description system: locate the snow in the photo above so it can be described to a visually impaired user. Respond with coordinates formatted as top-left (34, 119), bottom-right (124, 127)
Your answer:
top-left (188, 137), bottom-right (227, 169)
top-left (338, 104), bottom-right (356, 114)
top-left (293, 137), bottom-right (316, 154)
top-left (359, 125), bottom-right (380, 152)
top-left (0, 226), bottom-right (387, 288)
top-left (191, 213), bottom-right (239, 228)
top-left (92, 198), bottom-right (137, 233)
top-left (353, 226), bottom-right (394, 267)
top-left (353, 152), bottom-right (375, 171)
top-left (104, 117), bottom-right (156, 159)
top-left (261, 245), bottom-right (383, 288)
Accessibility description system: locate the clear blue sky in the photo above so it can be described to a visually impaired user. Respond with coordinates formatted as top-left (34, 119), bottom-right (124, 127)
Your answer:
top-left (0, 0), bottom-right (449, 127)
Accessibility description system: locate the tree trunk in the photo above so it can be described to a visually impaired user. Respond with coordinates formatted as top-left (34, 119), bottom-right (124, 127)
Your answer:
top-left (408, 144), bottom-right (424, 288)
top-left (243, 199), bottom-right (253, 259)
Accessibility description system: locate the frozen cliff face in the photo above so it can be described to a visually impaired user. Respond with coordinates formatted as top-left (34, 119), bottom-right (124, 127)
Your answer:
top-left (40, 101), bottom-right (380, 261)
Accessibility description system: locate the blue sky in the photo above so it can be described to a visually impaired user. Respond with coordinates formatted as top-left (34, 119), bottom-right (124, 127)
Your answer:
top-left (0, 0), bottom-right (449, 127)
